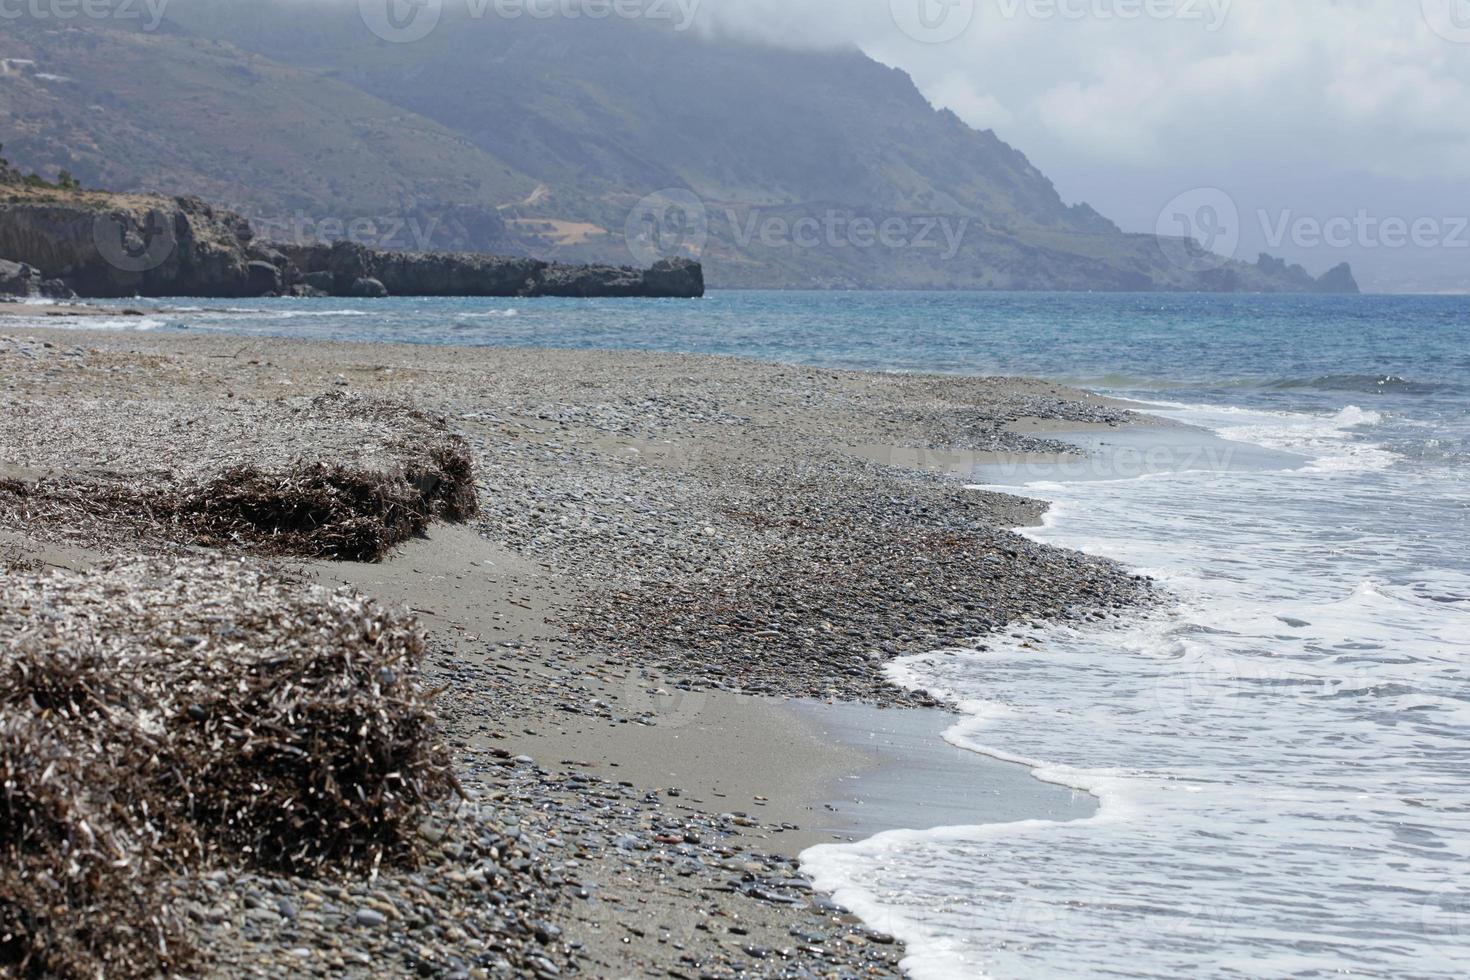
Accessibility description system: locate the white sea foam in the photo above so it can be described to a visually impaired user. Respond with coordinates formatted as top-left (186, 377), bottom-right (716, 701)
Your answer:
top-left (803, 402), bottom-right (1470, 978)
top-left (457, 309), bottom-right (520, 318)
top-left (22, 316), bottom-right (168, 332)
top-left (260, 308), bottom-right (374, 318)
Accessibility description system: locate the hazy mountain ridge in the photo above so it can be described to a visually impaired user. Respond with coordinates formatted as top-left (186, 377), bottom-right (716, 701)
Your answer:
top-left (0, 3), bottom-right (1355, 292)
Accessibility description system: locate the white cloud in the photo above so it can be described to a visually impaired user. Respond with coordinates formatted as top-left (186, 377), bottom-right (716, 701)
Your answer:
top-left (692, 0), bottom-right (1470, 181)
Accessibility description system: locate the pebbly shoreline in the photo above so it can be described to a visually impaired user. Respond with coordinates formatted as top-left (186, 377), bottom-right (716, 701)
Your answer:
top-left (1, 328), bottom-right (1153, 978)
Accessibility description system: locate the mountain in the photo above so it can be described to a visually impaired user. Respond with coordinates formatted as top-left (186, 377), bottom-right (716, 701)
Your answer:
top-left (0, 3), bottom-right (1356, 293)
top-left (0, 12), bottom-right (537, 252)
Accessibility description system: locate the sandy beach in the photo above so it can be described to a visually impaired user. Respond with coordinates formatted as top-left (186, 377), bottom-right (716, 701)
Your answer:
top-left (1, 326), bottom-right (1149, 978)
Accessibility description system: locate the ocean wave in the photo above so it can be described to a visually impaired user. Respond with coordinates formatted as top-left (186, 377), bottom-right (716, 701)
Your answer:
top-left (258, 308), bottom-right (374, 318)
top-left (30, 316), bottom-right (168, 332)
top-left (457, 309), bottom-right (520, 319)
top-left (169, 307), bottom-right (376, 318)
top-left (1261, 374), bottom-right (1455, 396)
top-left (805, 456), bottom-right (1470, 977)
top-left (1138, 401), bottom-right (1397, 474)
top-left (1073, 373), bottom-right (1458, 398)
top-left (804, 384), bottom-right (1468, 978)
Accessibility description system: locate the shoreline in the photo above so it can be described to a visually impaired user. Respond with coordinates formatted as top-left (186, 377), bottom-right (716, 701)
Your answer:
top-left (1, 326), bottom-right (1154, 977)
top-left (794, 394), bottom-right (1431, 979)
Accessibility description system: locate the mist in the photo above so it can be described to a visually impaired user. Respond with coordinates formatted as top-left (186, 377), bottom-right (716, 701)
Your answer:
top-left (682, 0), bottom-right (1470, 290)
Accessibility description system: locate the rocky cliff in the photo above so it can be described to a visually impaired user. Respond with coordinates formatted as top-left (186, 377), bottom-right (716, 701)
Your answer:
top-left (0, 190), bottom-right (703, 300)
top-left (277, 241), bottom-right (703, 299)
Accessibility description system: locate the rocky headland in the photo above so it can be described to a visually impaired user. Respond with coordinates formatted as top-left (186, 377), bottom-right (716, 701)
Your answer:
top-left (0, 175), bottom-right (703, 301)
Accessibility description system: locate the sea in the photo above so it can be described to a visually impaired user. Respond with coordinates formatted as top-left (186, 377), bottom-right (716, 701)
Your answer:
top-left (23, 290), bottom-right (1470, 978)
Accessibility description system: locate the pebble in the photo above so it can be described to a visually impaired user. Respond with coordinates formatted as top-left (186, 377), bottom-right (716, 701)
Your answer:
top-left (353, 908), bottom-right (386, 928)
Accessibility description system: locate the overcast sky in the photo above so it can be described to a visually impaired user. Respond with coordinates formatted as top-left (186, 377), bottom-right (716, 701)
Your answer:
top-left (689, 0), bottom-right (1470, 291)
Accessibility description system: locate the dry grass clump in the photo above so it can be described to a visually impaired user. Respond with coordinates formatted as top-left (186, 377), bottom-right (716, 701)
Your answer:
top-left (0, 392), bottom-right (478, 560)
top-left (0, 559), bottom-right (455, 978)
top-left (0, 714), bottom-right (191, 979)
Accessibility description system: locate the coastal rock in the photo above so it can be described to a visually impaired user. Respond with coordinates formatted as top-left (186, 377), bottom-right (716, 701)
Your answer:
top-left (349, 276), bottom-right (388, 298)
top-left (303, 270), bottom-right (336, 293)
top-left (640, 258), bottom-right (705, 298)
top-left (371, 250), bottom-right (544, 297)
top-left (1250, 253), bottom-right (1359, 295)
top-left (535, 262), bottom-right (645, 298)
top-left (280, 242), bottom-right (705, 299)
top-left (0, 195), bottom-right (257, 297)
top-left (0, 257), bottom-right (75, 299)
top-left (1314, 262), bottom-right (1360, 294)
top-left (247, 260), bottom-right (282, 296)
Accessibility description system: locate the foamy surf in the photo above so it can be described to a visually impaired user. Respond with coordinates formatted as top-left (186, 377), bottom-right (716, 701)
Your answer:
top-left (13, 316), bottom-right (169, 332)
top-left (803, 401), bottom-right (1470, 979)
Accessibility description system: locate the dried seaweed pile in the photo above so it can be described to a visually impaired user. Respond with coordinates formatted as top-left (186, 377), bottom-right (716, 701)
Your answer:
top-left (0, 391), bottom-right (476, 560)
top-left (0, 559), bottom-right (455, 978)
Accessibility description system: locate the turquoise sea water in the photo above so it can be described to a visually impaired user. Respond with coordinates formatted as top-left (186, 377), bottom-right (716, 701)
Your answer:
top-left (26, 291), bottom-right (1470, 977)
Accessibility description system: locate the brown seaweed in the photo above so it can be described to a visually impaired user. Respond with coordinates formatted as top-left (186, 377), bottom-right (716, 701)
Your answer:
top-left (0, 559), bottom-right (455, 978)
